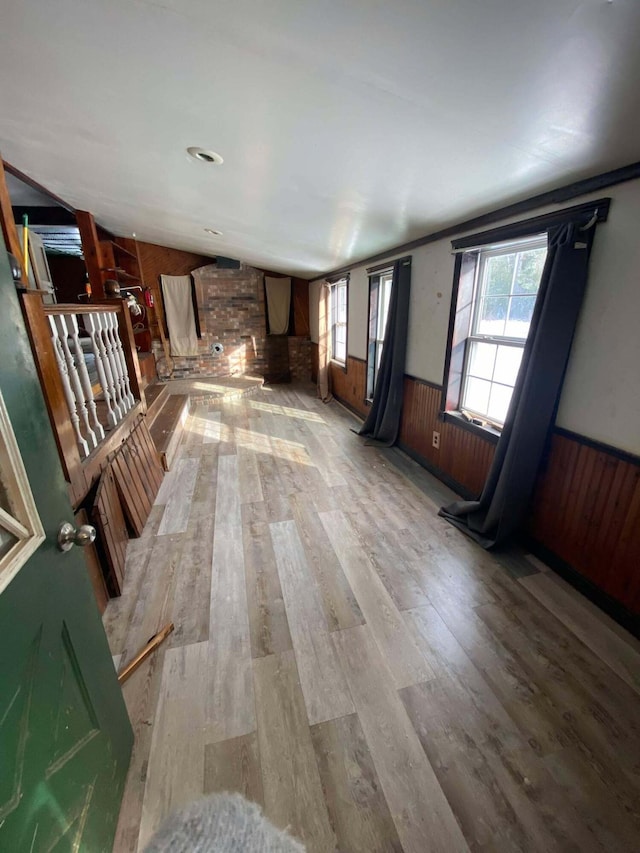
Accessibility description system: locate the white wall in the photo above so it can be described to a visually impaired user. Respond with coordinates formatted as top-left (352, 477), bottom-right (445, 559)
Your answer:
top-left (309, 179), bottom-right (640, 455)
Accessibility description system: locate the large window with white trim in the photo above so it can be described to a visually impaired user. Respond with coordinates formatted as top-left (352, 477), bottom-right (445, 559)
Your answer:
top-left (447, 235), bottom-right (547, 427)
top-left (366, 269), bottom-right (393, 400)
top-left (330, 278), bottom-right (348, 364)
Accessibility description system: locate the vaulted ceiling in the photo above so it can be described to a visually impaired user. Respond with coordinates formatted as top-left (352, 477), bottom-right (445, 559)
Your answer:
top-left (1, 0), bottom-right (639, 277)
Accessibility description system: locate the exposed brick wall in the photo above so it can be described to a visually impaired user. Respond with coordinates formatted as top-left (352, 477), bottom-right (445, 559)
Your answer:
top-left (288, 336), bottom-right (312, 381)
top-left (155, 262), bottom-right (268, 379)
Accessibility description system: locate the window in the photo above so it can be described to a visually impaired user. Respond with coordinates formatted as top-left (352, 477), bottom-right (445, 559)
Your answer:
top-left (366, 269), bottom-right (393, 400)
top-left (445, 235), bottom-right (547, 427)
top-left (330, 278), bottom-right (348, 364)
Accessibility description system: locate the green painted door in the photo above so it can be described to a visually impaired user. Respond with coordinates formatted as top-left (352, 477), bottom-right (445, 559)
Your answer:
top-left (0, 243), bottom-right (133, 851)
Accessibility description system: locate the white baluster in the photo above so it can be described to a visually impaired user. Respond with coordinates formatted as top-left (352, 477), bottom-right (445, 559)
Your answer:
top-left (53, 315), bottom-right (100, 451)
top-left (48, 316), bottom-right (90, 457)
top-left (107, 312), bottom-right (135, 410)
top-left (98, 313), bottom-right (126, 419)
top-left (65, 313), bottom-right (105, 442)
top-left (85, 312), bottom-right (121, 427)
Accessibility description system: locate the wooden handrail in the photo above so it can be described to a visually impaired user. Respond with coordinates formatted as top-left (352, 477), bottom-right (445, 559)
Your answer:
top-left (44, 303), bottom-right (121, 316)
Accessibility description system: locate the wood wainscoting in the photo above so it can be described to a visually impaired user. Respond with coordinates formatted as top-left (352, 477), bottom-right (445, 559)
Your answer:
top-left (330, 356), bottom-right (369, 418)
top-left (400, 376), bottom-right (496, 498)
top-left (529, 430), bottom-right (640, 619)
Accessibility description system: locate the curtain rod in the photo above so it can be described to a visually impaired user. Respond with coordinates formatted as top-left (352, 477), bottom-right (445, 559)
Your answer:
top-left (450, 198), bottom-right (610, 252)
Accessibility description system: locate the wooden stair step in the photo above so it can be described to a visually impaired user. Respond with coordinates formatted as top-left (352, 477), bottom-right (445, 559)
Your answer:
top-left (149, 394), bottom-right (189, 471)
top-left (144, 382), bottom-right (169, 426)
top-left (137, 351), bottom-right (157, 391)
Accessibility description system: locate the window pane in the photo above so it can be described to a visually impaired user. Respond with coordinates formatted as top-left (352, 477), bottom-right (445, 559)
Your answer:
top-left (468, 342), bottom-right (496, 381)
top-left (514, 247), bottom-right (546, 294)
top-left (487, 383), bottom-right (513, 423)
top-left (378, 279), bottom-right (392, 340)
top-left (484, 253), bottom-right (515, 296)
top-left (338, 284), bottom-right (347, 322)
top-left (493, 345), bottom-right (523, 386)
top-left (463, 377), bottom-right (491, 416)
top-left (505, 295), bottom-right (536, 337)
top-left (477, 296), bottom-right (508, 336)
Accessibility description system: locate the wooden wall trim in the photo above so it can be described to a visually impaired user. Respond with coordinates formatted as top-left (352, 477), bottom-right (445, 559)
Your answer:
top-left (405, 373), bottom-right (443, 392)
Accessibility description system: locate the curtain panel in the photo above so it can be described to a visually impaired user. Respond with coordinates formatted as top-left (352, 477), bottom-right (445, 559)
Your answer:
top-left (357, 256), bottom-right (412, 445)
top-left (265, 276), bottom-right (291, 335)
top-left (160, 274), bottom-right (199, 357)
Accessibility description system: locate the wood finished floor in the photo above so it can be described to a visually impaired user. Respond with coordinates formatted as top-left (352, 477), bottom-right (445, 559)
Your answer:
top-left (104, 384), bottom-right (640, 853)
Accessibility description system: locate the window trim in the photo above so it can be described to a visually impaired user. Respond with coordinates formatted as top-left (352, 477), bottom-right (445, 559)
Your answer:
top-left (441, 237), bottom-right (547, 428)
top-left (328, 275), bottom-right (349, 369)
top-left (440, 199), bottom-right (609, 432)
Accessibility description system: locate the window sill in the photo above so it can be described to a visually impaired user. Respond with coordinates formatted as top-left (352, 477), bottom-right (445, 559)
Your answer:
top-left (441, 410), bottom-right (501, 445)
top-left (330, 358), bottom-right (347, 373)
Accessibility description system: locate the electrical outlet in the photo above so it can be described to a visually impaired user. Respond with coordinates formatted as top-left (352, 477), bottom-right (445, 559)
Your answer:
top-left (432, 430), bottom-right (440, 449)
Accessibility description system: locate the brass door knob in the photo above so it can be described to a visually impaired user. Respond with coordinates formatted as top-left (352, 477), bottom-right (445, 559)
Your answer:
top-left (57, 522), bottom-right (97, 552)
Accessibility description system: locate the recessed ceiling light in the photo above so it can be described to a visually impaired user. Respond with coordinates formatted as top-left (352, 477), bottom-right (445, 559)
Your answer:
top-left (204, 228), bottom-right (223, 236)
top-left (187, 146), bottom-right (224, 165)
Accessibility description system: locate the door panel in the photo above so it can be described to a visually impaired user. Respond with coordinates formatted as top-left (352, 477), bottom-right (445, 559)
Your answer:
top-left (0, 238), bottom-right (132, 852)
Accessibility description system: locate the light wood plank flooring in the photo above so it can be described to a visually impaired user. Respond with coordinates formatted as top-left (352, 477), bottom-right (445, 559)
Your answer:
top-left (104, 384), bottom-right (640, 853)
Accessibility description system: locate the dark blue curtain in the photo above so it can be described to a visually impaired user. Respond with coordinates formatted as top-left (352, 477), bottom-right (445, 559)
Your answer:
top-left (358, 257), bottom-right (411, 445)
top-left (440, 220), bottom-right (597, 547)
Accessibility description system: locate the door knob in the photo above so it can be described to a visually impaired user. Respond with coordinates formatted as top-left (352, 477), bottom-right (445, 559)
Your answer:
top-left (57, 521), bottom-right (97, 552)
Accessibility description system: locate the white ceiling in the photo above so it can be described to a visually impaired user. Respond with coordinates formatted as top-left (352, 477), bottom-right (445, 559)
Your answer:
top-left (1, 0), bottom-right (639, 277)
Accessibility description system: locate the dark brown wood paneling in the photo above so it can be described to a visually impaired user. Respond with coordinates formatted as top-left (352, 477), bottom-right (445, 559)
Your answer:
top-left (400, 376), bottom-right (495, 498)
top-left (93, 465), bottom-right (129, 595)
top-left (311, 342), bottom-right (319, 383)
top-left (330, 356), bottom-right (368, 418)
top-left (292, 278), bottom-right (310, 336)
top-left (529, 433), bottom-right (640, 615)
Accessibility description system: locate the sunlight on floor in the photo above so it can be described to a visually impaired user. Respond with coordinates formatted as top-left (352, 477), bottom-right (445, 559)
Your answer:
top-left (185, 415), bottom-right (315, 465)
top-left (249, 400), bottom-right (325, 423)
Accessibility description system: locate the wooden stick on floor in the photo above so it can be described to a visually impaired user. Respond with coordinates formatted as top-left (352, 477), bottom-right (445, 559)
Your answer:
top-left (118, 622), bottom-right (175, 685)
